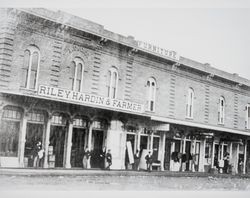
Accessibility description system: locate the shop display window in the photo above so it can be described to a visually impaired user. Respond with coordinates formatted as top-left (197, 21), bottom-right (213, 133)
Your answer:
top-left (0, 106), bottom-right (22, 157)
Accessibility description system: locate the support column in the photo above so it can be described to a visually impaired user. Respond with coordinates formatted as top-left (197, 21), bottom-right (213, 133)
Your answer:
top-left (18, 111), bottom-right (28, 167)
top-left (211, 141), bottom-right (215, 168)
top-left (160, 132), bottom-right (166, 171)
top-left (65, 121), bottom-right (73, 169)
top-left (150, 132), bottom-right (154, 151)
top-left (137, 130), bottom-right (141, 151)
top-left (235, 143), bottom-right (239, 174)
top-left (243, 140), bottom-right (247, 174)
top-left (170, 141), bottom-right (175, 171)
top-left (221, 142), bottom-right (224, 160)
top-left (229, 142), bottom-right (233, 166)
top-left (88, 122), bottom-right (93, 150)
top-left (200, 139), bottom-right (206, 172)
top-left (43, 116), bottom-right (51, 168)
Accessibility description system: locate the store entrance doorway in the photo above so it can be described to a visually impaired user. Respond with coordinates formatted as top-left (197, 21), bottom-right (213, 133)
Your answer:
top-left (49, 126), bottom-right (66, 167)
top-left (184, 141), bottom-right (191, 171)
top-left (71, 128), bottom-right (86, 168)
top-left (91, 130), bottom-right (104, 168)
top-left (24, 123), bottom-right (44, 167)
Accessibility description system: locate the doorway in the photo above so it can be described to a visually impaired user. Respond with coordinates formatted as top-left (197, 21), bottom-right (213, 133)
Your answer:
top-left (70, 128), bottom-right (86, 168)
top-left (125, 133), bottom-right (135, 169)
top-left (91, 130), bottom-right (104, 168)
top-left (49, 126), bottom-right (66, 167)
top-left (185, 141), bottom-right (191, 171)
top-left (24, 123), bottom-right (44, 167)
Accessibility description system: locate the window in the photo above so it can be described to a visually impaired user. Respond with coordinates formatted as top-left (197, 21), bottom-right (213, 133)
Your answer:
top-left (0, 106), bottom-right (22, 157)
top-left (70, 58), bottom-right (84, 92)
top-left (186, 88), bottom-right (194, 118)
top-left (246, 104), bottom-right (250, 129)
top-left (218, 97), bottom-right (225, 124)
top-left (107, 67), bottom-right (118, 99)
top-left (73, 116), bottom-right (88, 128)
top-left (51, 113), bottom-right (67, 125)
top-left (146, 77), bottom-right (156, 112)
top-left (27, 110), bottom-right (45, 123)
top-left (21, 46), bottom-right (40, 89)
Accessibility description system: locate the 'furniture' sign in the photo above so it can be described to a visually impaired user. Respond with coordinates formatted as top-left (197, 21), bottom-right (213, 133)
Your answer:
top-left (38, 85), bottom-right (144, 114)
top-left (137, 40), bottom-right (179, 61)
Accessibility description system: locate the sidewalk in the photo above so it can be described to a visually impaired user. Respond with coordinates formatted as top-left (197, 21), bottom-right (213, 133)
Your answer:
top-left (0, 168), bottom-right (249, 178)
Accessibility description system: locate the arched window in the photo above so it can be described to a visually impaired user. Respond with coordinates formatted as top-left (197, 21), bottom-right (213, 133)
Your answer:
top-left (146, 77), bottom-right (156, 112)
top-left (245, 104), bottom-right (250, 129)
top-left (70, 58), bottom-right (84, 92)
top-left (218, 96), bottom-right (225, 124)
top-left (21, 46), bottom-right (40, 89)
top-left (186, 88), bottom-right (194, 118)
top-left (107, 67), bottom-right (118, 99)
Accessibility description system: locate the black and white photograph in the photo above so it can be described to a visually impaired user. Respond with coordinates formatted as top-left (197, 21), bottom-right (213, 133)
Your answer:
top-left (0, 0), bottom-right (250, 197)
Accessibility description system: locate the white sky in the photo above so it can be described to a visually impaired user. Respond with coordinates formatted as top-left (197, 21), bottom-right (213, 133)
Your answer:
top-left (2, 0), bottom-right (250, 79)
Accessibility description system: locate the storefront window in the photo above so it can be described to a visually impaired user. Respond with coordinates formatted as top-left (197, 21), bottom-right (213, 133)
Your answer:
top-left (0, 106), bottom-right (22, 157)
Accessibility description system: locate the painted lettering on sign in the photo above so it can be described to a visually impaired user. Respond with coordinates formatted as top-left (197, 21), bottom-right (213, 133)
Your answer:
top-left (137, 40), bottom-right (179, 61)
top-left (38, 85), bottom-right (144, 113)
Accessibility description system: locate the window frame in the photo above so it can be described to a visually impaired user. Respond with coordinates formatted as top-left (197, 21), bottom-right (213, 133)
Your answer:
top-left (246, 104), bottom-right (250, 129)
top-left (107, 67), bottom-right (118, 99)
top-left (70, 57), bottom-right (84, 92)
top-left (218, 96), bottom-right (225, 125)
top-left (146, 77), bottom-right (156, 112)
top-left (186, 88), bottom-right (194, 119)
top-left (22, 46), bottom-right (41, 90)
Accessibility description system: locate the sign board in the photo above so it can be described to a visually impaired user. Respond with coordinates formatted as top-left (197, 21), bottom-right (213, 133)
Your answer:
top-left (152, 123), bottom-right (170, 131)
top-left (38, 85), bottom-right (144, 114)
top-left (126, 141), bottom-right (134, 164)
top-left (137, 40), bottom-right (179, 61)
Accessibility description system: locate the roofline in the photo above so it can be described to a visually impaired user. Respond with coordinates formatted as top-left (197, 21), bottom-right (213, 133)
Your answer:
top-left (16, 8), bottom-right (250, 88)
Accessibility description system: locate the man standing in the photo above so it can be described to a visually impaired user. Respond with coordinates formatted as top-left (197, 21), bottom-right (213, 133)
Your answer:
top-left (145, 151), bottom-right (153, 172)
top-left (106, 149), bottom-right (112, 170)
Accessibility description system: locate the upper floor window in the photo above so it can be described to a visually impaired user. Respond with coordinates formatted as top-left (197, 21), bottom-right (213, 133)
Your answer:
top-left (107, 67), bottom-right (118, 99)
top-left (186, 88), bottom-right (194, 118)
top-left (146, 77), bottom-right (156, 112)
top-left (246, 104), bottom-right (250, 129)
top-left (21, 46), bottom-right (40, 90)
top-left (70, 58), bottom-right (84, 92)
top-left (218, 96), bottom-right (225, 124)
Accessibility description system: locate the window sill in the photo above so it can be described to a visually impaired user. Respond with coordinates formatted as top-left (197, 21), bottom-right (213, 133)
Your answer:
top-left (19, 87), bottom-right (38, 93)
top-left (217, 123), bottom-right (224, 126)
top-left (185, 117), bottom-right (193, 120)
top-left (145, 110), bottom-right (155, 114)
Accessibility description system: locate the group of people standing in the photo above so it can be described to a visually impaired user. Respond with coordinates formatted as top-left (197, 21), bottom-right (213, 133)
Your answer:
top-left (82, 147), bottom-right (112, 170)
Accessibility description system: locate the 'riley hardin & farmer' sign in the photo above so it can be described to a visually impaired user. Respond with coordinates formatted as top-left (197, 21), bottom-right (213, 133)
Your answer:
top-left (38, 85), bottom-right (144, 114)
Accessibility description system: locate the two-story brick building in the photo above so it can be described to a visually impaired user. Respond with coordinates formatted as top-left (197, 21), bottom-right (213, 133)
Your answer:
top-left (0, 8), bottom-right (249, 174)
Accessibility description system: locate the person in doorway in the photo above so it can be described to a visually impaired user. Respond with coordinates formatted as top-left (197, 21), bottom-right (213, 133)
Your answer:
top-left (33, 141), bottom-right (43, 168)
top-left (145, 151), bottom-right (153, 172)
top-left (223, 152), bottom-right (230, 174)
top-left (82, 147), bottom-right (91, 169)
top-left (100, 146), bottom-right (106, 169)
top-left (133, 149), bottom-right (140, 171)
top-left (106, 149), bottom-right (112, 170)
